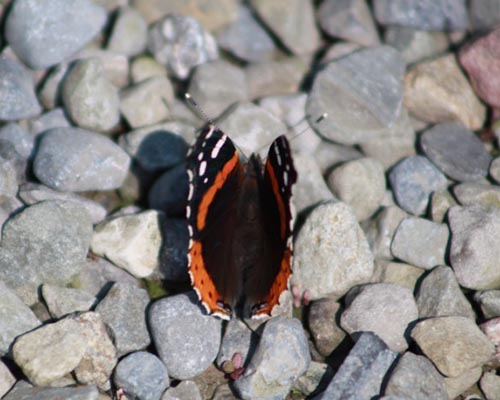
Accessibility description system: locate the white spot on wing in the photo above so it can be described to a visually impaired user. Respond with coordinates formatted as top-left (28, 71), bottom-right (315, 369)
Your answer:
top-left (274, 145), bottom-right (282, 166)
top-left (187, 184), bottom-right (194, 200)
top-left (199, 160), bottom-right (207, 176)
top-left (186, 205), bottom-right (191, 218)
top-left (206, 125), bottom-right (216, 139)
top-left (188, 226), bottom-right (193, 237)
top-left (203, 177), bottom-right (208, 184)
top-left (211, 135), bottom-right (227, 159)
top-left (198, 152), bottom-right (204, 161)
top-left (283, 171), bottom-right (288, 186)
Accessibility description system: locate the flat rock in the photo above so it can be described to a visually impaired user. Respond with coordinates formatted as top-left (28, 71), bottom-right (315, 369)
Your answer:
top-left (313, 332), bottom-right (397, 399)
top-left (307, 46), bottom-right (405, 145)
top-left (233, 317), bottom-right (310, 400)
top-left (341, 283), bottom-right (418, 352)
top-left (5, 0), bottom-right (106, 69)
top-left (42, 284), bottom-right (96, 318)
top-left (107, 6), bottom-right (148, 57)
top-left (404, 54), bottom-right (486, 130)
top-left (114, 351), bottom-right (169, 400)
top-left (420, 122), bottom-right (491, 182)
top-left (0, 201), bottom-right (92, 305)
top-left (148, 292), bottom-right (222, 380)
top-left (389, 155), bottom-right (448, 215)
top-left (33, 127), bottom-right (130, 192)
top-left (3, 382), bottom-right (99, 400)
top-left (293, 202), bottom-right (374, 300)
top-left (95, 282), bottom-right (150, 357)
top-left (391, 217), bottom-right (449, 269)
top-left (91, 210), bottom-right (164, 278)
top-left (411, 316), bottom-right (495, 377)
top-left (449, 205), bottom-right (500, 290)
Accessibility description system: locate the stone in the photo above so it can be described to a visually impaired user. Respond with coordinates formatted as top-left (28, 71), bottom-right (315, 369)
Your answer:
top-left (233, 317), bottom-right (310, 400)
top-left (216, 319), bottom-right (253, 368)
top-left (420, 122), bottom-right (491, 182)
top-left (491, 157), bottom-right (500, 184)
top-left (0, 280), bottom-right (40, 356)
top-left (250, 0), bottom-right (320, 55)
top-left (341, 283), bottom-right (418, 352)
top-left (293, 362), bottom-right (333, 398)
top-left (374, 0), bottom-right (469, 31)
top-left (5, 0), bottom-right (106, 69)
top-left (308, 298), bottom-right (346, 357)
top-left (328, 157), bottom-right (386, 221)
top-left (314, 332), bottom-right (397, 399)
top-left (157, 218), bottom-right (189, 282)
top-left (130, 56), bottom-right (166, 83)
top-left (29, 108), bottom-right (71, 136)
top-left (470, 0), bottom-right (500, 31)
top-left (107, 6), bottom-right (148, 57)
top-left (147, 14), bottom-right (218, 80)
top-left (12, 318), bottom-right (87, 386)
top-left (0, 161), bottom-right (18, 197)
top-left (120, 76), bottom-right (174, 128)
top-left (416, 266), bottom-right (475, 319)
top-left (0, 201), bottom-right (92, 305)
top-left (306, 46), bottom-right (406, 145)
top-left (0, 123), bottom-right (34, 159)
top-left (430, 189), bottom-right (457, 223)
top-left (114, 351), bottom-right (169, 400)
top-left (0, 360), bottom-right (15, 397)
top-left (453, 182), bottom-right (500, 209)
top-left (91, 210), bottom-right (163, 278)
top-left (292, 202), bottom-right (374, 300)
top-left (449, 205), bottom-right (500, 290)
top-left (187, 60), bottom-right (248, 118)
top-left (149, 292), bottom-right (222, 380)
top-left (389, 155), bottom-right (448, 215)
top-left (384, 352), bottom-right (447, 399)
top-left (162, 381), bottom-right (202, 400)
top-left (3, 382), bottom-right (99, 400)
top-left (318, 0), bottom-right (380, 47)
top-left (480, 371), bottom-right (500, 400)
top-left (411, 316), bottom-right (495, 377)
top-left (62, 58), bottom-right (120, 132)
top-left (372, 260), bottom-right (424, 290)
top-left (76, 48), bottom-right (130, 89)
top-left (0, 57), bottom-right (41, 121)
top-left (475, 290), bottom-right (500, 319)
top-left (33, 127), bottom-right (131, 192)
top-left (391, 217), bottom-right (449, 269)
top-left (444, 367), bottom-right (482, 400)
top-left (148, 164), bottom-right (189, 217)
top-left (95, 282), bottom-right (151, 357)
top-left (217, 5), bottom-right (276, 63)
top-left (404, 54), bottom-right (486, 130)
top-left (42, 284), bottom-right (96, 318)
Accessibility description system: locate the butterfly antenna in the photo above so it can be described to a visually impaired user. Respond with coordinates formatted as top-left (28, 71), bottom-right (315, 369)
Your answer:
top-left (185, 93), bottom-right (216, 126)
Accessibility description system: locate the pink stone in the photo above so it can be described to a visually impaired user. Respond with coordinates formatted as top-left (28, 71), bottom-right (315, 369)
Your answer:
top-left (460, 28), bottom-right (500, 107)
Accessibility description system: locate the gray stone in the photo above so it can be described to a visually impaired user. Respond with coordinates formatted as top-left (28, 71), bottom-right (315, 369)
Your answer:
top-left (91, 210), bottom-right (164, 278)
top-left (307, 46), bottom-right (406, 145)
top-left (114, 351), bottom-right (169, 400)
top-left (216, 319), bottom-right (253, 368)
top-left (384, 352), bottom-right (447, 400)
top-left (162, 381), bottom-right (202, 400)
top-left (0, 280), bottom-right (40, 356)
top-left (372, 260), bottom-right (424, 291)
top-left (389, 155), bottom-right (448, 215)
top-left (312, 141), bottom-right (361, 172)
top-left (444, 367), bottom-right (482, 400)
top-left (430, 189), bottom-right (457, 223)
top-left (420, 122), bottom-right (491, 182)
top-left (148, 292), bottom-right (222, 380)
top-left (120, 76), bottom-right (174, 128)
top-left (34, 127), bottom-right (130, 192)
top-left (5, 0), bottom-right (106, 69)
top-left (0, 123), bottom-right (34, 159)
top-left (341, 283), bottom-right (418, 352)
top-left (391, 217), bottom-right (449, 269)
top-left (293, 361), bottom-right (333, 398)
top-left (130, 56), bottom-right (166, 84)
top-left (0, 161), bottom-right (18, 197)
top-left (19, 183), bottom-right (107, 224)
top-left (308, 298), bottom-right (346, 357)
top-left (39, 63), bottom-right (69, 109)
top-left (320, 41), bottom-right (363, 64)
top-left (119, 122), bottom-right (193, 172)
top-left (3, 381), bottom-right (99, 400)
top-left (233, 317), bottom-right (310, 400)
top-left (95, 282), bottom-right (150, 357)
top-left (384, 27), bottom-right (449, 65)
top-left (490, 157), bottom-right (500, 184)
top-left (318, 0), bottom-right (380, 47)
top-left (75, 48), bottom-right (130, 89)
top-left (73, 312), bottom-right (117, 388)
top-left (12, 318), bottom-right (87, 386)
top-left (28, 108), bottom-right (71, 136)
top-left (374, 0), bottom-right (469, 31)
top-left (293, 202), bottom-right (374, 300)
top-left (364, 205), bottom-right (407, 260)
top-left (157, 218), bottom-right (189, 282)
top-left (480, 371), bottom-right (500, 400)
top-left (147, 14), bottom-right (218, 79)
top-left (453, 182), bottom-right (500, 208)
top-left (187, 60), bottom-right (248, 118)
top-left (328, 157), bottom-right (386, 221)
top-left (313, 332), bottom-right (397, 400)
top-left (41, 284), bottom-right (96, 318)
top-left (107, 6), bottom-right (148, 57)
top-left (148, 164), bottom-right (189, 217)
top-left (250, 0), bottom-right (320, 55)
top-left (474, 290), bottom-right (500, 319)
top-left (217, 5), bottom-right (276, 63)
top-left (449, 205), bottom-right (500, 290)
top-left (0, 201), bottom-right (92, 305)
top-left (0, 57), bottom-right (41, 121)
top-left (470, 0), bottom-right (500, 31)
top-left (0, 360), bottom-right (15, 397)
top-left (62, 58), bottom-right (120, 132)
top-left (411, 316), bottom-right (495, 377)
top-left (416, 266), bottom-right (475, 320)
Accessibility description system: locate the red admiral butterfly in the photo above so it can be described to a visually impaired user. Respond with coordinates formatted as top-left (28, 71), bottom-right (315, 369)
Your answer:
top-left (186, 125), bottom-right (297, 320)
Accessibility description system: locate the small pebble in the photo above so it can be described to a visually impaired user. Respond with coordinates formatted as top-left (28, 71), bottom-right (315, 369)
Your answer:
top-left (453, 182), bottom-right (500, 208)
top-left (42, 284), bottom-right (96, 319)
top-left (293, 361), bottom-right (333, 397)
top-left (148, 163), bottom-right (189, 216)
top-left (372, 260), bottom-right (424, 290)
top-left (474, 290), bottom-right (500, 319)
top-left (469, 0), bottom-right (500, 31)
top-left (28, 108), bottom-right (71, 136)
top-left (130, 56), bottom-right (166, 83)
top-left (114, 351), bottom-right (169, 400)
top-left (0, 123), bottom-right (34, 159)
top-left (341, 283), bottom-right (418, 352)
top-left (162, 380), bottom-right (202, 400)
top-left (308, 298), bottom-right (346, 357)
top-left (490, 157), bottom-right (500, 184)
top-left (216, 319), bottom-right (253, 368)
top-left (107, 6), bottom-right (148, 57)
top-left (444, 367), bottom-right (482, 400)
top-left (77, 48), bottom-right (130, 89)
top-left (95, 282), bottom-right (151, 357)
top-left (430, 189), bottom-right (457, 223)
top-left (480, 371), bottom-right (500, 400)
top-left (391, 216), bottom-right (449, 269)
top-left (0, 360), bottom-right (15, 397)
top-left (158, 218), bottom-right (189, 282)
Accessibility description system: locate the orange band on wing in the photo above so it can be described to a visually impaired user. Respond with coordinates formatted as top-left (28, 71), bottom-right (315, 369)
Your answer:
top-left (197, 153), bottom-right (239, 231)
top-left (265, 162), bottom-right (287, 239)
